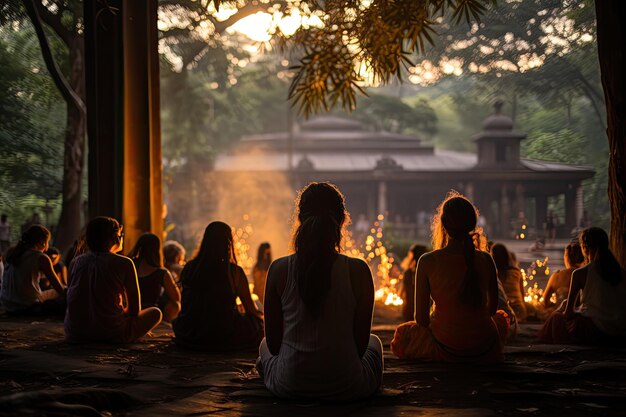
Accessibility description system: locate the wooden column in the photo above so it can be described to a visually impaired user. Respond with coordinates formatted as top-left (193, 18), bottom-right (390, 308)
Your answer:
top-left (85, 0), bottom-right (124, 221)
top-left (377, 181), bottom-right (388, 216)
top-left (500, 185), bottom-right (510, 238)
top-left (122, 0), bottom-right (163, 248)
top-left (85, 0), bottom-right (163, 249)
top-left (535, 194), bottom-right (548, 236)
top-left (564, 185), bottom-right (577, 236)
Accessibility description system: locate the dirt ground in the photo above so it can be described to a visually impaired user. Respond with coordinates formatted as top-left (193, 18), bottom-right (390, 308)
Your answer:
top-left (1, 307), bottom-right (625, 417)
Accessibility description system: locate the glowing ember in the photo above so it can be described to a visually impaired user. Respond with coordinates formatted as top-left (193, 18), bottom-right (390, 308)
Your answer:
top-left (345, 214), bottom-right (404, 307)
top-left (522, 257), bottom-right (550, 306)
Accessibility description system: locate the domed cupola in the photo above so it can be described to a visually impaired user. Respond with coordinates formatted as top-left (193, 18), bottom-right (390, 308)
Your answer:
top-left (472, 100), bottom-right (527, 169)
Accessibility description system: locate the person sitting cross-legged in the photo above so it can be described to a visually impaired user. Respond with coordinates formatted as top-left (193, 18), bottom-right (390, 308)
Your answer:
top-left (257, 182), bottom-right (383, 401)
top-left (173, 221), bottom-right (263, 350)
top-left (0, 225), bottom-right (66, 314)
top-left (128, 233), bottom-right (181, 322)
top-left (391, 192), bottom-right (505, 363)
top-left (64, 217), bottom-right (162, 343)
top-left (539, 227), bottom-right (626, 345)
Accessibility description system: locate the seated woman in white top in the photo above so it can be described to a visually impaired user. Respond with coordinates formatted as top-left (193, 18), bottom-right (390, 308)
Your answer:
top-left (0, 225), bottom-right (65, 313)
top-left (257, 182), bottom-right (383, 401)
top-left (539, 227), bottom-right (626, 344)
top-left (64, 217), bottom-right (162, 343)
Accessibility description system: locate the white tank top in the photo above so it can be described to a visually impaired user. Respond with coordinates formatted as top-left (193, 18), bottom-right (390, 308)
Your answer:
top-left (580, 263), bottom-right (626, 336)
top-left (265, 254), bottom-right (370, 398)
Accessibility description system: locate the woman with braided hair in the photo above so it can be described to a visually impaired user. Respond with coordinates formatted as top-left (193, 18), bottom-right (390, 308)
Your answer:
top-left (257, 182), bottom-right (383, 400)
top-left (391, 191), bottom-right (505, 362)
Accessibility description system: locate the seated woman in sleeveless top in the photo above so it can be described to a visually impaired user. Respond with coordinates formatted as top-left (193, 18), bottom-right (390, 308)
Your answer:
top-left (257, 182), bottom-right (383, 401)
top-left (491, 243), bottom-right (527, 322)
top-left (0, 225), bottom-right (65, 314)
top-left (252, 242), bottom-right (272, 305)
top-left (128, 233), bottom-right (181, 322)
top-left (543, 240), bottom-right (585, 311)
top-left (539, 227), bottom-right (626, 345)
top-left (173, 221), bottom-right (263, 350)
top-left (64, 217), bottom-right (162, 343)
top-left (391, 192), bottom-right (505, 363)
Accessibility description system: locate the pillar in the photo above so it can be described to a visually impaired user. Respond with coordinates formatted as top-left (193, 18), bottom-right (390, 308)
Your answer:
top-left (377, 181), bottom-right (387, 215)
top-left (515, 184), bottom-right (525, 218)
top-left (500, 185), bottom-right (510, 238)
top-left (576, 185), bottom-right (584, 228)
top-left (85, 0), bottom-right (124, 221)
top-left (535, 194), bottom-right (548, 235)
top-left (85, 0), bottom-right (163, 248)
top-left (565, 185), bottom-right (577, 235)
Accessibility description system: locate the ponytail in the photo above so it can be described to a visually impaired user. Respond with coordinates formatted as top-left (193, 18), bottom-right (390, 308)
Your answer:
top-left (292, 182), bottom-right (347, 319)
top-left (6, 224), bottom-right (50, 266)
top-left (460, 233), bottom-right (483, 309)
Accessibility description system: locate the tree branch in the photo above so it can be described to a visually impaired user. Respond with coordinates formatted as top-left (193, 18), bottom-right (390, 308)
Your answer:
top-left (32, 0), bottom-right (73, 46)
top-left (214, 2), bottom-right (268, 34)
top-left (22, 0), bottom-right (86, 115)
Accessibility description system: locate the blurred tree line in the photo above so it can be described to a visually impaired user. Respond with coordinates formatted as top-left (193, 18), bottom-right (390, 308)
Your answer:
top-left (0, 0), bottom-right (609, 246)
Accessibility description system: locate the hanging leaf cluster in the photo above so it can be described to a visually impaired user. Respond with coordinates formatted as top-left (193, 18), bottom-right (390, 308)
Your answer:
top-left (289, 0), bottom-right (496, 116)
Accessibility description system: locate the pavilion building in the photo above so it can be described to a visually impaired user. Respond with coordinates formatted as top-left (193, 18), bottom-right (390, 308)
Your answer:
top-left (214, 102), bottom-right (594, 239)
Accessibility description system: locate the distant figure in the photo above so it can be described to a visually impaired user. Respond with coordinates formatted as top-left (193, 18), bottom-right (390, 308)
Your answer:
top-left (400, 244), bottom-right (428, 322)
top-left (163, 240), bottom-right (186, 286)
top-left (491, 243), bottom-right (527, 322)
top-left (65, 217), bottom-right (162, 343)
top-left (543, 240), bottom-right (585, 310)
top-left (0, 225), bottom-right (65, 314)
top-left (544, 211), bottom-right (557, 243)
top-left (391, 192), bottom-right (505, 363)
top-left (253, 242), bottom-right (272, 304)
top-left (0, 214), bottom-right (11, 256)
top-left (128, 233), bottom-right (181, 322)
top-left (355, 214), bottom-right (370, 234)
top-left (173, 221), bottom-right (263, 350)
top-left (257, 182), bottom-right (383, 401)
top-left (46, 247), bottom-right (68, 286)
top-left (21, 212), bottom-right (41, 234)
top-left (539, 227), bottom-right (626, 344)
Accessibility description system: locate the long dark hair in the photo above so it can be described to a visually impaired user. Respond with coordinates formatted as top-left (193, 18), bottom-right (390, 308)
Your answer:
top-left (183, 221), bottom-right (237, 285)
top-left (293, 182), bottom-right (349, 318)
top-left (6, 224), bottom-right (50, 266)
top-left (128, 233), bottom-right (163, 268)
top-left (254, 242), bottom-right (272, 271)
top-left (580, 227), bottom-right (623, 285)
top-left (433, 192), bottom-right (487, 309)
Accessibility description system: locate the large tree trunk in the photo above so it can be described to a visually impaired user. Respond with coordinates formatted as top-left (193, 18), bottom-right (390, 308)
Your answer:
top-left (55, 38), bottom-right (86, 252)
top-left (595, 1), bottom-right (626, 268)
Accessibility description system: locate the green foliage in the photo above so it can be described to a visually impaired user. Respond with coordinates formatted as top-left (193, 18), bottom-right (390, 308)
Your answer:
top-left (0, 25), bottom-right (66, 239)
top-left (523, 129), bottom-right (587, 165)
top-left (348, 93), bottom-right (438, 136)
top-left (289, 0), bottom-right (496, 116)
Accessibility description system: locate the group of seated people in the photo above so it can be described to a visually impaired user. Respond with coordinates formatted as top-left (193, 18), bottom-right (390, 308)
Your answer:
top-left (1, 181), bottom-right (625, 401)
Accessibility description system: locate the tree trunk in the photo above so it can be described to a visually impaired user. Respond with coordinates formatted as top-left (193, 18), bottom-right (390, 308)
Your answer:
top-left (55, 38), bottom-right (86, 252)
top-left (595, 0), bottom-right (626, 268)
